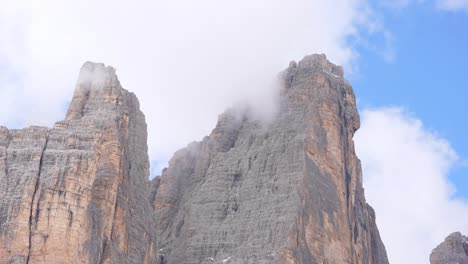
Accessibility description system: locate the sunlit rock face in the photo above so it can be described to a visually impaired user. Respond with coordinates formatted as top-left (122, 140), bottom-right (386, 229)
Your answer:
top-left (152, 54), bottom-right (389, 264)
top-left (431, 232), bottom-right (468, 264)
top-left (0, 62), bottom-right (156, 264)
top-left (0, 55), bottom-right (388, 264)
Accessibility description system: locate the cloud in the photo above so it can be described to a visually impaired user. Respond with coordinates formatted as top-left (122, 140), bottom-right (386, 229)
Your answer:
top-left (0, 0), bottom-right (378, 172)
top-left (379, 0), bottom-right (428, 9)
top-left (379, 0), bottom-right (468, 11)
top-left (437, 0), bottom-right (468, 11)
top-left (381, 0), bottom-right (414, 9)
top-left (355, 107), bottom-right (468, 264)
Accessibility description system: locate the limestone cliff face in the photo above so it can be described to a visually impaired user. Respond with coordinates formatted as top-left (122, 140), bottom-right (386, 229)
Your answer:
top-left (0, 62), bottom-right (156, 264)
top-left (152, 54), bottom-right (388, 264)
top-left (431, 232), bottom-right (468, 264)
top-left (0, 55), bottom-right (388, 264)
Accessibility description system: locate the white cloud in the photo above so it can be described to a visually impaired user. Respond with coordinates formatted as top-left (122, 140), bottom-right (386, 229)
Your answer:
top-left (0, 0), bottom-right (377, 172)
top-left (355, 107), bottom-right (468, 264)
top-left (437, 0), bottom-right (468, 11)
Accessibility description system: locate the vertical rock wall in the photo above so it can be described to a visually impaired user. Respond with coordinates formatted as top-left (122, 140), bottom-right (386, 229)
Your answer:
top-left (152, 55), bottom-right (388, 264)
top-left (0, 62), bottom-right (156, 264)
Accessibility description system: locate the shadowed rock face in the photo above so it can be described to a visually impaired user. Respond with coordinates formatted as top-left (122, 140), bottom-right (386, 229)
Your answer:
top-left (0, 62), bottom-right (156, 264)
top-left (152, 54), bottom-right (389, 264)
top-left (0, 55), bottom-right (388, 264)
top-left (431, 232), bottom-right (468, 264)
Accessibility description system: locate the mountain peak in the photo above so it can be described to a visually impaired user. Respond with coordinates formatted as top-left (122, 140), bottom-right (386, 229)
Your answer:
top-left (431, 232), bottom-right (468, 264)
top-left (78, 61), bottom-right (118, 88)
top-left (65, 62), bottom-right (137, 121)
top-left (288, 54), bottom-right (344, 77)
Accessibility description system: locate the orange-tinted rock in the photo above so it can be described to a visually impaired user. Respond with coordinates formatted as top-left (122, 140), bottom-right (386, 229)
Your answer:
top-left (0, 62), bottom-right (156, 264)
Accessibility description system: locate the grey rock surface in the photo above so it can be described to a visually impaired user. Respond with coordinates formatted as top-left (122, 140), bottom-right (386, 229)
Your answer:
top-left (152, 54), bottom-right (389, 264)
top-left (431, 232), bottom-right (468, 264)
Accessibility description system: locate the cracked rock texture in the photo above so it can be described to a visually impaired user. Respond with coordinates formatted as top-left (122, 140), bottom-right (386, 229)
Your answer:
top-left (152, 54), bottom-right (388, 264)
top-left (0, 62), bottom-right (156, 264)
top-left (431, 232), bottom-right (468, 264)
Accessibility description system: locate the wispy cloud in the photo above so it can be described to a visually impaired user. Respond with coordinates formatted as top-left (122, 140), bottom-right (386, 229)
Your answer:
top-left (381, 0), bottom-right (414, 9)
top-left (380, 0), bottom-right (468, 12)
top-left (437, 0), bottom-right (468, 11)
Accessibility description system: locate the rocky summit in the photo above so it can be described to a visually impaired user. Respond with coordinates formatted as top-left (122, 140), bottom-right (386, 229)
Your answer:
top-left (0, 54), bottom-right (388, 264)
top-left (431, 232), bottom-right (468, 264)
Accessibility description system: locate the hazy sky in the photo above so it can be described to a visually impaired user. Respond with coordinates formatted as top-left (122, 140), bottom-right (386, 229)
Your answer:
top-left (1, 0), bottom-right (468, 263)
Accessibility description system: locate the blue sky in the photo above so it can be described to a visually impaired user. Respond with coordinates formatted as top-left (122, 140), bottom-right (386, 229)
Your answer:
top-left (352, 1), bottom-right (468, 199)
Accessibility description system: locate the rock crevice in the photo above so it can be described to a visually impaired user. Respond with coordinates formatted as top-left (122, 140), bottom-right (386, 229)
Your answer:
top-left (26, 130), bottom-right (49, 264)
